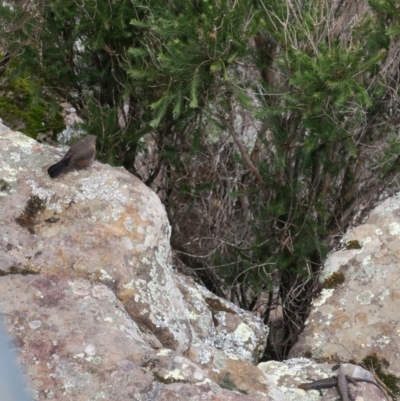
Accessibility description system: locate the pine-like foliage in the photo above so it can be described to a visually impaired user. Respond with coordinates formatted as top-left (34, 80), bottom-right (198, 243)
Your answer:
top-left (2, 0), bottom-right (400, 361)
top-left (128, 0), bottom-right (261, 126)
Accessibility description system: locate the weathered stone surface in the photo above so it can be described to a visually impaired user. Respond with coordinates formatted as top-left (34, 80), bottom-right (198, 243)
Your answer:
top-left (0, 123), bottom-right (191, 353)
top-left (289, 194), bottom-right (400, 376)
top-left (2, 123), bottom-right (389, 400)
top-left (0, 274), bottom-right (265, 400)
top-left (258, 359), bottom-right (387, 401)
top-left (175, 274), bottom-right (266, 362)
top-left (0, 124), bottom-right (269, 400)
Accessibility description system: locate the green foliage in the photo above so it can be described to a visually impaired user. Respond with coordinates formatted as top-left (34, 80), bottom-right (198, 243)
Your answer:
top-left (322, 272), bottom-right (345, 289)
top-left (2, 0), bottom-right (400, 362)
top-left (2, 0), bottom-right (146, 153)
top-left (362, 353), bottom-right (400, 399)
top-left (344, 240), bottom-right (362, 250)
top-left (0, 72), bottom-right (64, 139)
top-left (369, 0), bottom-right (400, 36)
top-left (128, 0), bottom-right (262, 125)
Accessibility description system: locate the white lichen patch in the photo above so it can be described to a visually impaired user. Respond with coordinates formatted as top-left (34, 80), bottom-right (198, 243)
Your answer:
top-left (164, 369), bottom-right (185, 381)
top-left (27, 179), bottom-right (53, 202)
top-left (123, 279), bottom-right (135, 290)
top-left (234, 323), bottom-right (254, 343)
top-left (155, 244), bottom-right (170, 268)
top-left (157, 349), bottom-right (172, 356)
top-left (356, 291), bottom-right (374, 305)
top-left (188, 311), bottom-right (199, 321)
top-left (283, 357), bottom-right (315, 371)
top-left (196, 348), bottom-right (212, 364)
top-left (258, 361), bottom-right (291, 384)
top-left (379, 288), bottom-right (390, 301)
top-left (1, 163), bottom-right (19, 181)
top-left (155, 315), bottom-right (169, 328)
top-left (188, 283), bottom-right (206, 303)
top-left (214, 311), bottom-right (226, 326)
top-left (361, 255), bottom-right (374, 267)
top-left (189, 368), bottom-right (204, 381)
top-left (325, 313), bottom-right (333, 325)
top-left (141, 256), bottom-right (151, 265)
top-left (10, 152), bottom-right (21, 162)
top-left (74, 174), bottom-right (128, 219)
top-left (354, 237), bottom-right (372, 254)
top-left (389, 222), bottom-right (400, 236)
top-left (195, 378), bottom-right (212, 386)
top-left (123, 217), bottom-right (136, 232)
top-left (28, 320), bottom-right (42, 330)
top-left (375, 228), bottom-right (383, 235)
top-left (268, 387), bottom-right (289, 400)
top-left (99, 269), bottom-right (113, 281)
top-left (312, 288), bottom-right (334, 308)
top-left (357, 256), bottom-right (386, 281)
top-left (17, 133), bottom-right (36, 147)
top-left (84, 344), bottom-right (96, 356)
top-left (376, 336), bottom-right (390, 346)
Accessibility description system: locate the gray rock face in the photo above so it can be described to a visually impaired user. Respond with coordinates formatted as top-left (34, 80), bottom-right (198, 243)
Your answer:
top-left (289, 194), bottom-right (400, 377)
top-left (258, 359), bottom-right (388, 401)
top-left (1, 124), bottom-right (391, 401)
top-left (0, 124), bottom-right (269, 400)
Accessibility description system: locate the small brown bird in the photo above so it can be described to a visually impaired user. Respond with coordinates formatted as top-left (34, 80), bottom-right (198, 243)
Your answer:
top-left (48, 135), bottom-right (96, 178)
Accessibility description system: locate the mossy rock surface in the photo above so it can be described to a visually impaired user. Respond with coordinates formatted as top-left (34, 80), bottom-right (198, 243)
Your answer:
top-left (0, 70), bottom-right (64, 139)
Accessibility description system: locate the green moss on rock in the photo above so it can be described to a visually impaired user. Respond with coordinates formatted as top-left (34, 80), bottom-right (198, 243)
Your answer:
top-left (0, 179), bottom-right (11, 192)
top-left (344, 240), bottom-right (362, 250)
top-left (219, 372), bottom-right (248, 395)
top-left (362, 353), bottom-right (400, 399)
top-left (0, 67), bottom-right (64, 139)
top-left (15, 195), bottom-right (45, 234)
top-left (322, 272), bottom-right (345, 289)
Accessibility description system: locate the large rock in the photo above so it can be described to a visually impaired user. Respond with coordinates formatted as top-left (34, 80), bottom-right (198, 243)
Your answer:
top-left (0, 274), bottom-right (261, 400)
top-left (2, 123), bottom-right (391, 400)
top-left (258, 359), bottom-right (388, 401)
top-left (0, 124), bottom-right (269, 400)
top-left (289, 194), bottom-right (400, 376)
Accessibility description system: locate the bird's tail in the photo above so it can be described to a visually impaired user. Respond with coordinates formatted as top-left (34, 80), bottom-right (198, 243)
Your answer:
top-left (47, 159), bottom-right (69, 178)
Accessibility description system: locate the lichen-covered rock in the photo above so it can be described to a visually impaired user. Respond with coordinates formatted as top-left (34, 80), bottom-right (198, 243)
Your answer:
top-left (176, 274), bottom-right (267, 362)
top-left (0, 124), bottom-right (269, 400)
top-left (0, 274), bottom-right (265, 400)
top-left (289, 194), bottom-right (400, 376)
top-left (0, 124), bottom-right (191, 353)
top-left (258, 359), bottom-right (386, 401)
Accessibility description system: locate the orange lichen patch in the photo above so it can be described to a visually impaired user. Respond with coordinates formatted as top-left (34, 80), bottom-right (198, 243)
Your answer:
top-left (389, 291), bottom-right (400, 301)
top-left (371, 322), bottom-right (393, 336)
top-left (354, 312), bottom-right (368, 325)
top-left (208, 358), bottom-right (268, 395)
top-left (329, 312), bottom-right (350, 329)
top-left (205, 297), bottom-right (236, 314)
top-left (117, 287), bottom-right (137, 301)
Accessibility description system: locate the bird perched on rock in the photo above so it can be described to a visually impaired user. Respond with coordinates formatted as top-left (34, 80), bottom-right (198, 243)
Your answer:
top-left (47, 135), bottom-right (96, 178)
